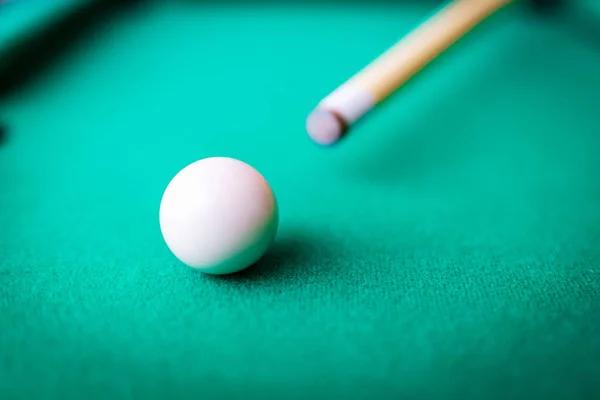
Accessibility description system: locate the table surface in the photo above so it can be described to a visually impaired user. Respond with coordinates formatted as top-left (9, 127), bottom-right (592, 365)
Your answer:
top-left (0, 0), bottom-right (88, 49)
top-left (2, 1), bottom-right (600, 398)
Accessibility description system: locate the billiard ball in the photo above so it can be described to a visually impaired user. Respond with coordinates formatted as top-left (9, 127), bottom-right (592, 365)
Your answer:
top-left (159, 157), bottom-right (279, 275)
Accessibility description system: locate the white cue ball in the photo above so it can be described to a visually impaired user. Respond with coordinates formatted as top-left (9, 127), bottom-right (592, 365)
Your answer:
top-left (159, 157), bottom-right (279, 275)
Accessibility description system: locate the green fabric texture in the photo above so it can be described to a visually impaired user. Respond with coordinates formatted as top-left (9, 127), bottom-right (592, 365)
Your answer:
top-left (0, 0), bottom-right (89, 53)
top-left (1, 1), bottom-right (600, 398)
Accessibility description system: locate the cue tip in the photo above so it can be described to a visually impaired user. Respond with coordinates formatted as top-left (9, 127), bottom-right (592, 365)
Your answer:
top-left (305, 109), bottom-right (347, 146)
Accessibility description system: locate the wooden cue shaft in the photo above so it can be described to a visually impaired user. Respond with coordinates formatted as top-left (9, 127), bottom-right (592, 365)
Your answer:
top-left (354, 0), bottom-right (515, 102)
top-left (306, 0), bottom-right (516, 145)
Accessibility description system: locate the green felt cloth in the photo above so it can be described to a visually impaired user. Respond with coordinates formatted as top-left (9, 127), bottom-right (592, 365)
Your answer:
top-left (1, 1), bottom-right (600, 398)
top-left (0, 0), bottom-right (89, 53)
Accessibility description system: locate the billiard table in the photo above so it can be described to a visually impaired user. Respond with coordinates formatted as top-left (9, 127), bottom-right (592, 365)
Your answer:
top-left (1, 0), bottom-right (600, 398)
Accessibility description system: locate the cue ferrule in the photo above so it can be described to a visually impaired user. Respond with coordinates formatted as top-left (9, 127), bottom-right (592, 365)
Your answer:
top-left (318, 83), bottom-right (376, 125)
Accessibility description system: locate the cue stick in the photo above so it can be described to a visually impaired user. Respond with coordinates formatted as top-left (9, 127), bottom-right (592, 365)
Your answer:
top-left (305, 0), bottom-right (516, 146)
